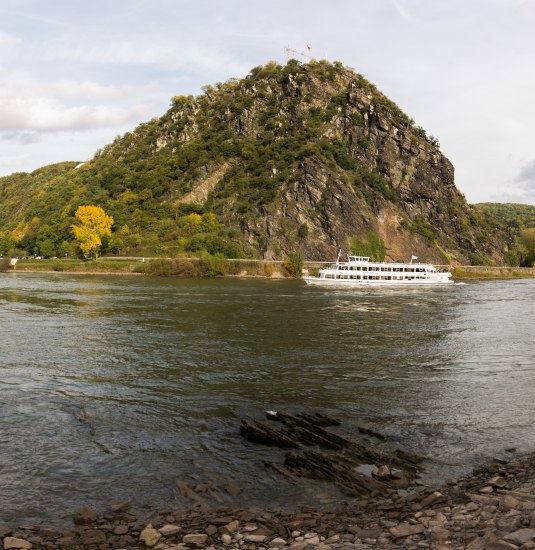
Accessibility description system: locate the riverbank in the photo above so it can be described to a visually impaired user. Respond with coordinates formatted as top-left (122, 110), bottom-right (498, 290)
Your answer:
top-left (452, 266), bottom-right (535, 280)
top-left (3, 452), bottom-right (535, 549)
top-left (8, 257), bottom-right (535, 280)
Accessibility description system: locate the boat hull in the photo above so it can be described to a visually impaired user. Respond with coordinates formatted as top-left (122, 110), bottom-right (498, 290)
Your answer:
top-left (303, 276), bottom-right (454, 286)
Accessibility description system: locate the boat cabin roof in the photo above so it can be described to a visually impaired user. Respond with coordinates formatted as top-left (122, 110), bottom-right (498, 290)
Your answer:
top-left (347, 256), bottom-right (370, 262)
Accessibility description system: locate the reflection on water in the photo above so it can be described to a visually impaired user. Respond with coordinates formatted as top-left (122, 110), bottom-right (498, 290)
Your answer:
top-left (1, 273), bottom-right (535, 521)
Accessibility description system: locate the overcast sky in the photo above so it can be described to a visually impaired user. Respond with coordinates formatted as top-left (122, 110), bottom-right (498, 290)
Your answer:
top-left (1, 0), bottom-right (534, 204)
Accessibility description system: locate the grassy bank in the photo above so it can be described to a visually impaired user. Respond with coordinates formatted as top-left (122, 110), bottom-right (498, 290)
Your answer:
top-left (13, 258), bottom-right (145, 274)
top-left (12, 257), bottom-right (289, 278)
top-left (452, 266), bottom-right (535, 280)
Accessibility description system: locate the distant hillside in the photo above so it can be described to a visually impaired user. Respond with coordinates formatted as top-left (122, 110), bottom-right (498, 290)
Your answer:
top-left (0, 60), bottom-right (516, 265)
top-left (474, 203), bottom-right (535, 231)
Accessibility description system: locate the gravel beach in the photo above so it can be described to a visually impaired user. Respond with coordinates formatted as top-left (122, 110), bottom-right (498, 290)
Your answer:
top-left (4, 451), bottom-right (535, 550)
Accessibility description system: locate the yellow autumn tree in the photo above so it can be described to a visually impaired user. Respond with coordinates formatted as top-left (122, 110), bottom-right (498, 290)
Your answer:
top-left (72, 205), bottom-right (114, 259)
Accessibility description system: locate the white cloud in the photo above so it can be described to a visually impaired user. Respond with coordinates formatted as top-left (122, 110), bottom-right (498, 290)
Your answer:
top-left (0, 0), bottom-right (534, 206)
top-left (0, 98), bottom-right (149, 134)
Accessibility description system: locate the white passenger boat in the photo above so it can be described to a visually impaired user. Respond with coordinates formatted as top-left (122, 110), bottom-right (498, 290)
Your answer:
top-left (303, 253), bottom-right (454, 286)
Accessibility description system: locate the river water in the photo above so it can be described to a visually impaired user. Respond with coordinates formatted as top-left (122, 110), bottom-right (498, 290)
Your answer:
top-left (1, 273), bottom-right (534, 522)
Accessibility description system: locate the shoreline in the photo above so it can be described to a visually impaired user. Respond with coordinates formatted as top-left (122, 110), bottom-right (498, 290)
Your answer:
top-left (4, 256), bottom-right (535, 280)
top-left (8, 268), bottom-right (535, 282)
top-left (3, 451), bottom-right (535, 549)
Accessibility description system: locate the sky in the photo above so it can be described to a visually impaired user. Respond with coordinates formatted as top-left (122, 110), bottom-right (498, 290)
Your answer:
top-left (0, 0), bottom-right (534, 205)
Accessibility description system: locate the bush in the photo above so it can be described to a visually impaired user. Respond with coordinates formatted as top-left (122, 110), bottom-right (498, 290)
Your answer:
top-left (264, 263), bottom-right (275, 277)
top-left (350, 231), bottom-right (386, 261)
top-left (283, 252), bottom-right (304, 277)
top-left (468, 252), bottom-right (494, 266)
top-left (297, 223), bottom-right (309, 240)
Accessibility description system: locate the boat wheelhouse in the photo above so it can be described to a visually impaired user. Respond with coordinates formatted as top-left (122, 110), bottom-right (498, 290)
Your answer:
top-left (303, 254), bottom-right (454, 286)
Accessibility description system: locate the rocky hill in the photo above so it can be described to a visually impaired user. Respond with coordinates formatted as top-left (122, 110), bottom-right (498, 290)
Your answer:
top-left (0, 60), bottom-right (516, 264)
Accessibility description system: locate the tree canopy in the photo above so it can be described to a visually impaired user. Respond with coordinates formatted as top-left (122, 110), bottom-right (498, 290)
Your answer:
top-left (72, 205), bottom-right (114, 259)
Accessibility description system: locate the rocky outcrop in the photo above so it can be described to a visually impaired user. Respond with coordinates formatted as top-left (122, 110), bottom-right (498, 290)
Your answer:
top-left (157, 62), bottom-right (514, 263)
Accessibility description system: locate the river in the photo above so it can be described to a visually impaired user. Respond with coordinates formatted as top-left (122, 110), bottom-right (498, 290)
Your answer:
top-left (1, 273), bottom-right (534, 522)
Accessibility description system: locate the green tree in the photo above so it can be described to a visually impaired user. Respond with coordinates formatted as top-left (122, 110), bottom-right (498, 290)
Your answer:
top-left (519, 228), bottom-right (535, 266)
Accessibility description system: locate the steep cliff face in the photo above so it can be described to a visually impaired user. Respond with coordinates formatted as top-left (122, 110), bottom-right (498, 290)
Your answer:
top-left (0, 60), bottom-right (514, 263)
top-left (141, 60), bottom-right (509, 263)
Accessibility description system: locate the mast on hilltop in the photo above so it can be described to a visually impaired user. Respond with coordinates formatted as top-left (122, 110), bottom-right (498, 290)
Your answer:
top-left (285, 45), bottom-right (314, 62)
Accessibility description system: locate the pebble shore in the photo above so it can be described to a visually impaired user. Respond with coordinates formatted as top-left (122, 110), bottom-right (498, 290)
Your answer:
top-left (4, 452), bottom-right (535, 549)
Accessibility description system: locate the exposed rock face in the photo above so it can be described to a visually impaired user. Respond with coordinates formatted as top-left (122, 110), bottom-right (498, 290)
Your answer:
top-left (155, 61), bottom-right (513, 263)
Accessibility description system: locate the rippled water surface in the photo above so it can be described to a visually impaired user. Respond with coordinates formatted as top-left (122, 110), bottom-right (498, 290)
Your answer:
top-left (1, 273), bottom-right (535, 521)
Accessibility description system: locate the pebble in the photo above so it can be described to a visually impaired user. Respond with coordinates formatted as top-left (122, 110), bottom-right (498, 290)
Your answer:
top-left (3, 537), bottom-right (32, 550)
top-left (6, 452), bottom-right (535, 549)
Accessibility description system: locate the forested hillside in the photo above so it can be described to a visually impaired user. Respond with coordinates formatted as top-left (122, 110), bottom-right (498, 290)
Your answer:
top-left (474, 203), bottom-right (535, 230)
top-left (0, 60), bottom-right (517, 265)
top-left (474, 203), bottom-right (535, 266)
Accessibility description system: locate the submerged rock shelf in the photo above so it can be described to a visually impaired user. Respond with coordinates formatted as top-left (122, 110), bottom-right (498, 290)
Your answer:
top-left (240, 411), bottom-right (423, 499)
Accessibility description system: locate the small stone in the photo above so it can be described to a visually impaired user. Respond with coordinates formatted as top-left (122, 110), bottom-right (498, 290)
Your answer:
top-left (471, 494), bottom-right (499, 506)
top-left (489, 476), bottom-right (508, 488)
top-left (496, 514), bottom-right (522, 532)
top-left (81, 529), bottom-right (106, 545)
top-left (113, 525), bottom-right (129, 535)
top-left (480, 486), bottom-right (494, 494)
top-left (140, 525), bottom-right (162, 547)
top-left (372, 465), bottom-right (391, 480)
top-left (270, 537), bottom-right (287, 546)
top-left (243, 534), bottom-right (268, 543)
top-left (501, 495), bottom-right (521, 511)
top-left (54, 536), bottom-right (76, 548)
top-left (324, 534), bottom-right (340, 544)
top-left (221, 534), bottom-right (232, 544)
top-left (3, 538), bottom-right (32, 550)
top-left (224, 520), bottom-right (239, 533)
top-left (389, 523), bottom-right (425, 538)
top-left (0, 525), bottom-right (13, 538)
top-left (243, 523), bottom-right (258, 532)
top-left (420, 491), bottom-right (447, 508)
top-left (503, 528), bottom-right (535, 545)
top-left (205, 525), bottom-right (217, 537)
top-left (159, 524), bottom-right (181, 537)
top-left (486, 541), bottom-right (523, 550)
top-left (182, 533), bottom-right (208, 545)
top-left (73, 506), bottom-right (97, 525)
top-left (357, 528), bottom-right (382, 539)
